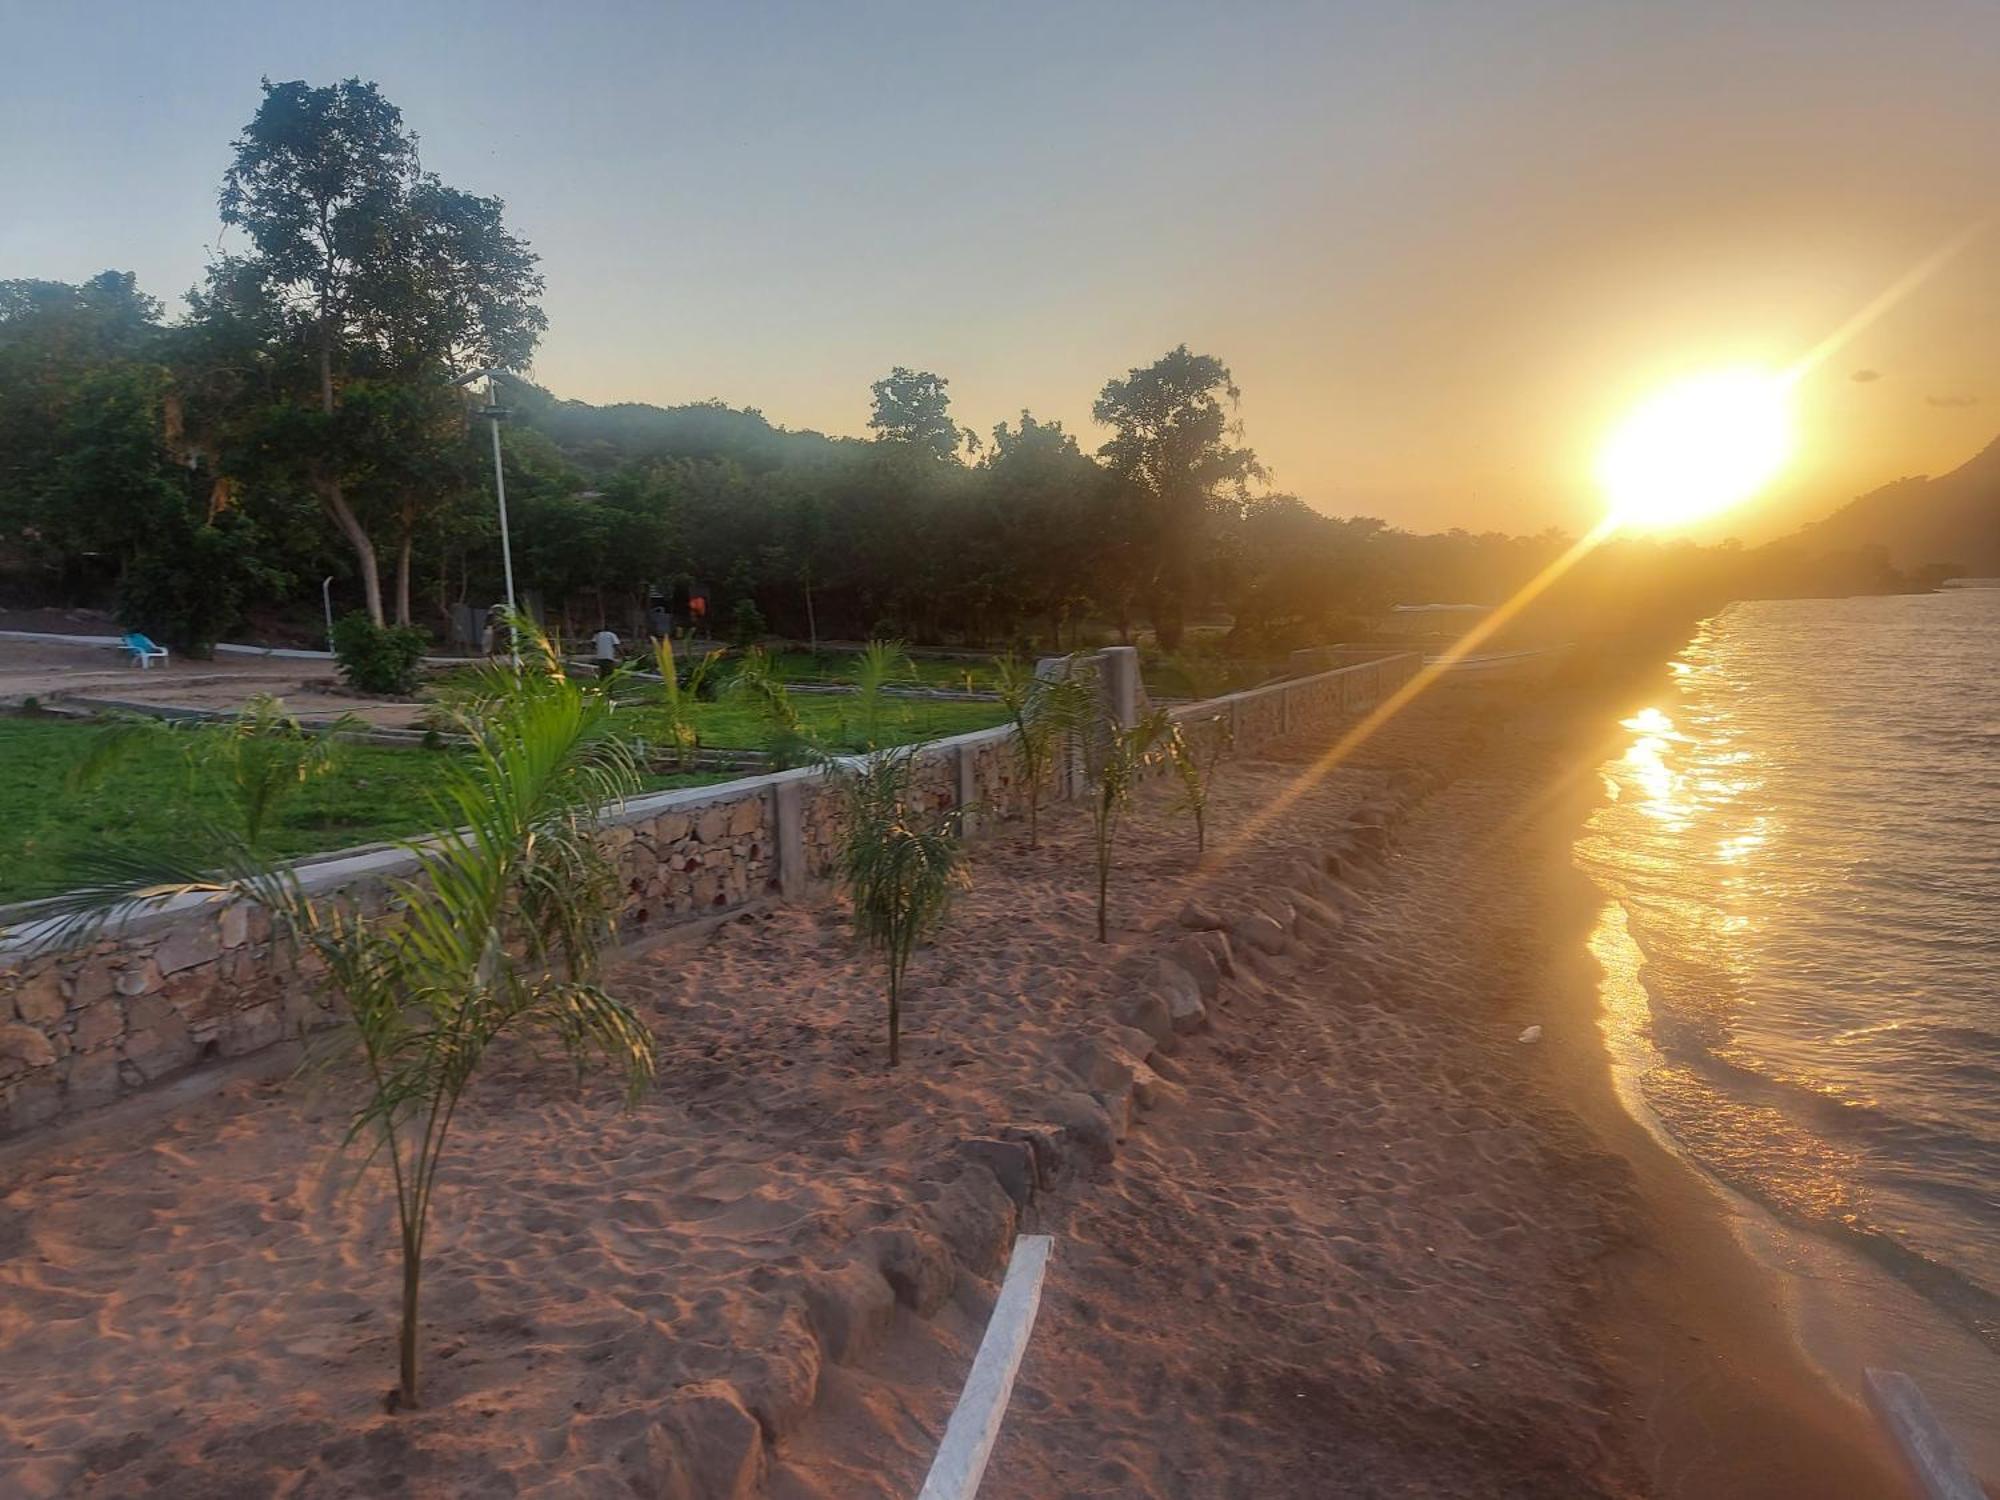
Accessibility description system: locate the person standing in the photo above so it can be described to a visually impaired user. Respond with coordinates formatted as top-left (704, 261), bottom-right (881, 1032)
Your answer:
top-left (593, 625), bottom-right (622, 679)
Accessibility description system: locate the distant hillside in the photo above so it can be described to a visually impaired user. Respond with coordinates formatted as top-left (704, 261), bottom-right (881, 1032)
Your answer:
top-left (1791, 434), bottom-right (2000, 575)
top-left (497, 376), bottom-right (858, 475)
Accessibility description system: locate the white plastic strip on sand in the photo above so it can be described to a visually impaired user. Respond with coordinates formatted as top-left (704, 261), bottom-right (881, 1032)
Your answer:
top-left (916, 1234), bottom-right (1053, 1500)
top-left (1865, 1368), bottom-right (1985, 1500)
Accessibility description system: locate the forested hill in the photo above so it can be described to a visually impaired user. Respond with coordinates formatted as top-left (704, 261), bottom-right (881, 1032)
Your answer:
top-left (499, 378), bottom-right (857, 475)
top-left (1788, 433), bottom-right (2000, 576)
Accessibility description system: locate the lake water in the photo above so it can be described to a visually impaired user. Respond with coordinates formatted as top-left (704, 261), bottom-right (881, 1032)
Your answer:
top-left (1575, 588), bottom-right (2000, 1464)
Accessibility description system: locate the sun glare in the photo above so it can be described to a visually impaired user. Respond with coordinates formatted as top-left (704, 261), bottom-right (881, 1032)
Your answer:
top-left (1596, 369), bottom-right (1795, 530)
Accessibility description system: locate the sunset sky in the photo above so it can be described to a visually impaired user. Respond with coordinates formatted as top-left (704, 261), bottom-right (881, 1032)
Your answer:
top-left (4, 0), bottom-right (1995, 538)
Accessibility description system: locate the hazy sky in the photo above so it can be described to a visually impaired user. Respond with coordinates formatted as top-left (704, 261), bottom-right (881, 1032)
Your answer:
top-left (4, 0), bottom-right (1995, 537)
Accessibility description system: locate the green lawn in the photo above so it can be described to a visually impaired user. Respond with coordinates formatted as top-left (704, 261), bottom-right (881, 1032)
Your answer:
top-left (765, 650), bottom-right (1002, 693)
top-left (0, 718), bottom-right (727, 906)
top-left (681, 692), bottom-right (1007, 753)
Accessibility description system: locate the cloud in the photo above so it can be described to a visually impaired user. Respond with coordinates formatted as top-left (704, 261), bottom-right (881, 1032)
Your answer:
top-left (1926, 393), bottom-right (1979, 408)
top-left (1850, 368), bottom-right (1882, 382)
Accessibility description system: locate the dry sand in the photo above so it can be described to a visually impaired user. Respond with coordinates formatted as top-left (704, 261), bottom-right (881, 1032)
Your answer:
top-left (0, 668), bottom-right (1910, 1497)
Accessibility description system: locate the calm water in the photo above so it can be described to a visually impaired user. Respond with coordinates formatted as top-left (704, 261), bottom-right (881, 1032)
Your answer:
top-left (1576, 590), bottom-right (2000, 1367)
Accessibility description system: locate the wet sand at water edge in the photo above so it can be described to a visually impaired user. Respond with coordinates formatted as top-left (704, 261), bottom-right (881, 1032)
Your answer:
top-left (0, 664), bottom-right (1910, 1497)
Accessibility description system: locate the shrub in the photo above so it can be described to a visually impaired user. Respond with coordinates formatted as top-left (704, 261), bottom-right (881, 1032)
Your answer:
top-left (728, 597), bottom-right (767, 646)
top-left (331, 612), bottom-right (429, 696)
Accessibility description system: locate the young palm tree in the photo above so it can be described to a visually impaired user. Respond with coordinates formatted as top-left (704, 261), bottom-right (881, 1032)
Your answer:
top-left (726, 645), bottom-right (815, 768)
top-left (65, 693), bottom-right (360, 850)
top-left (1082, 706), bottom-right (1173, 942)
top-left (1164, 711), bottom-right (1230, 859)
top-left (34, 631), bottom-right (655, 1410)
top-left (847, 638), bottom-right (914, 750)
top-left (994, 652), bottom-right (1090, 849)
top-left (642, 634), bottom-right (723, 768)
top-left (835, 747), bottom-right (969, 1065)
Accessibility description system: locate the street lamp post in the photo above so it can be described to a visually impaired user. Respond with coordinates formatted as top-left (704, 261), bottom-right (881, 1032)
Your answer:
top-left (455, 367), bottom-right (519, 629)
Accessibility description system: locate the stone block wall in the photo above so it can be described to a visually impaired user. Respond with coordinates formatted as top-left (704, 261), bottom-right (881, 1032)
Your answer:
top-left (0, 651), bottom-right (1417, 1134)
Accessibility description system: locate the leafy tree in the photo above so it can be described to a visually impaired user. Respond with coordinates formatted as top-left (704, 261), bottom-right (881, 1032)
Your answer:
top-left (869, 366), bottom-right (972, 463)
top-left (205, 77), bottom-right (545, 625)
top-left (1093, 346), bottom-right (1264, 649)
top-left (835, 746), bottom-right (969, 1065)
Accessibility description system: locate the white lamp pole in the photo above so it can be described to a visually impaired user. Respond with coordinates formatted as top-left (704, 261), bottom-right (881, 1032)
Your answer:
top-left (485, 377), bottom-right (517, 620)
top-left (456, 367), bottom-right (520, 627)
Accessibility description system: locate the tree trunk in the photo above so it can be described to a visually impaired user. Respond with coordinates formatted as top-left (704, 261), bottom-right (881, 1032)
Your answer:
top-left (394, 532), bottom-right (414, 628)
top-left (887, 960), bottom-right (901, 1067)
top-left (398, 1230), bottom-right (421, 1407)
top-left (316, 343), bottom-right (386, 625)
top-left (323, 481), bottom-right (386, 626)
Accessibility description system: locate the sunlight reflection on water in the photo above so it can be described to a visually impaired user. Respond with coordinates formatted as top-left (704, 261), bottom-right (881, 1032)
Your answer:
top-left (1576, 591), bottom-right (2000, 1370)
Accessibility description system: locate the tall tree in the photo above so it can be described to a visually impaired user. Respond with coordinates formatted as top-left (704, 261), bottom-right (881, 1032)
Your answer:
top-left (1093, 345), bottom-right (1263, 649)
top-left (868, 366), bottom-right (972, 463)
top-left (205, 78), bottom-right (545, 624)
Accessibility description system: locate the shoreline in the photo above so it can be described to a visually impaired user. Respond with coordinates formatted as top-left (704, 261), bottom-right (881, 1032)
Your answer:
top-left (0, 652), bottom-right (1936, 1496)
top-left (1564, 651), bottom-right (2000, 1492)
top-left (1528, 659), bottom-right (1912, 1498)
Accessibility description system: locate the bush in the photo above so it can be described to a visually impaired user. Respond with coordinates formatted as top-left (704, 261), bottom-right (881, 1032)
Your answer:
top-left (331, 613), bottom-right (428, 696)
top-left (728, 597), bottom-right (767, 646)
top-left (115, 517), bottom-right (270, 658)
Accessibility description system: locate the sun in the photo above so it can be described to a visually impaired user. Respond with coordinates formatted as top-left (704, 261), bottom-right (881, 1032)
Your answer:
top-left (1596, 369), bottom-right (1795, 530)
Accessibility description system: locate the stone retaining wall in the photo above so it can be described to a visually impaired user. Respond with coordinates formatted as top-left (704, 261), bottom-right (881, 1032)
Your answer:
top-left (0, 652), bottom-right (1418, 1135)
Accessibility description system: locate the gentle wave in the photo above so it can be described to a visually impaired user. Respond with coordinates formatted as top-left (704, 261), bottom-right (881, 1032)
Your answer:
top-left (1577, 589), bottom-right (2000, 1353)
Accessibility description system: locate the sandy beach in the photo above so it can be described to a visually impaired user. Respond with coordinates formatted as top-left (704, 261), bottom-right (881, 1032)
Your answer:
top-left (0, 660), bottom-right (1912, 1497)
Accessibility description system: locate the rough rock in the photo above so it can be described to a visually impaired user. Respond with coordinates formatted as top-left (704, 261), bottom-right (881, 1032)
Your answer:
top-left (957, 1136), bottom-right (1038, 1208)
top-left (935, 1168), bottom-right (1017, 1276)
top-left (1063, 1037), bottom-right (1137, 1098)
top-left (220, 1003), bottom-right (283, 1058)
top-left (3, 1073), bottom-right (60, 1132)
top-left (12, 973), bottom-right (64, 1026)
top-left (1165, 941), bottom-right (1222, 1002)
top-left (733, 1305), bottom-right (822, 1441)
top-left (1041, 1089), bottom-right (1117, 1166)
top-left (1155, 962), bottom-right (1208, 1034)
top-left (155, 924), bottom-right (221, 976)
top-left (695, 805), bottom-right (731, 844)
top-left (799, 1258), bottom-right (897, 1365)
top-left (1246, 890), bottom-right (1299, 935)
top-left (657, 1381), bottom-right (765, 1500)
top-left (113, 961), bottom-right (162, 999)
top-left (1116, 988), bottom-right (1175, 1049)
top-left (1176, 899), bottom-right (1226, 931)
top-left (864, 1223), bottom-right (957, 1315)
top-left (72, 1003), bottom-right (124, 1050)
top-left (0, 1023), bottom-right (56, 1070)
top-left (63, 1047), bottom-right (122, 1106)
top-left (1189, 929), bottom-right (1236, 977)
top-left (1229, 911), bottom-right (1290, 956)
top-left (123, 997), bottom-right (196, 1081)
top-left (998, 1123), bottom-right (1066, 1188)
